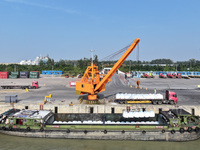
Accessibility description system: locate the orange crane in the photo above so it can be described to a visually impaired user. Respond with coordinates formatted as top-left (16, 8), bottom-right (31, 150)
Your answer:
top-left (76, 38), bottom-right (140, 103)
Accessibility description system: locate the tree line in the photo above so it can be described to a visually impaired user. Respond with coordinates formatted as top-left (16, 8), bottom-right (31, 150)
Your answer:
top-left (0, 58), bottom-right (200, 75)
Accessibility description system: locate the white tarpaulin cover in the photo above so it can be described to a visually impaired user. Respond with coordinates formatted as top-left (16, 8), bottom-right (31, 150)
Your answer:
top-left (116, 93), bottom-right (163, 100)
top-left (122, 110), bottom-right (155, 118)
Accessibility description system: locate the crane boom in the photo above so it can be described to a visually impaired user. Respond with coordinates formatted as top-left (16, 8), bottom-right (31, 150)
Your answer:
top-left (75, 38), bottom-right (140, 102)
top-left (94, 38), bottom-right (140, 92)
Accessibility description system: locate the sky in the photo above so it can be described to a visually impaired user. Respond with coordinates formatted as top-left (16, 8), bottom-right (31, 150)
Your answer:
top-left (0, 0), bottom-right (200, 63)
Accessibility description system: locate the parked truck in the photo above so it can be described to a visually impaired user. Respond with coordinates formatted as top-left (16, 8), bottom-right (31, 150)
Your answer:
top-left (172, 73), bottom-right (182, 78)
top-left (1, 81), bottom-right (39, 89)
top-left (159, 73), bottom-right (167, 78)
top-left (167, 73), bottom-right (176, 78)
top-left (142, 73), bottom-right (151, 78)
top-left (114, 90), bottom-right (177, 105)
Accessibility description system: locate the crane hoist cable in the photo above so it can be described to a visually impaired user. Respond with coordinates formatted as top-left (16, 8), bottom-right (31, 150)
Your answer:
top-left (100, 41), bottom-right (133, 61)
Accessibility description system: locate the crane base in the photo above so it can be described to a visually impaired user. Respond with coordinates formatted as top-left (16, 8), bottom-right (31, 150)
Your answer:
top-left (87, 100), bottom-right (99, 104)
top-left (88, 94), bottom-right (97, 101)
top-left (87, 95), bottom-right (99, 104)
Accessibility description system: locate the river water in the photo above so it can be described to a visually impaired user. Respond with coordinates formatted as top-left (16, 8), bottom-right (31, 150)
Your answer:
top-left (0, 133), bottom-right (199, 150)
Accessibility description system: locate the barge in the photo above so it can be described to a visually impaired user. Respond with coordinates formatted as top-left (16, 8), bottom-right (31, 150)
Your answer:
top-left (0, 108), bottom-right (200, 141)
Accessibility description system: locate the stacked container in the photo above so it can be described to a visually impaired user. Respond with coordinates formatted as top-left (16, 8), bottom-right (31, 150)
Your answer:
top-left (9, 72), bottom-right (19, 79)
top-left (42, 70), bottom-right (63, 75)
top-left (0, 72), bottom-right (9, 79)
top-left (30, 71), bottom-right (40, 78)
top-left (20, 71), bottom-right (29, 78)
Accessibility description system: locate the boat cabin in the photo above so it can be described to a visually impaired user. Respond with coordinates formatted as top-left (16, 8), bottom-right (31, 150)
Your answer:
top-left (160, 109), bottom-right (199, 127)
top-left (8, 109), bottom-right (53, 127)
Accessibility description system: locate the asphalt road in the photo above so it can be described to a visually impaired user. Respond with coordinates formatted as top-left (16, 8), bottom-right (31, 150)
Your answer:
top-left (0, 74), bottom-right (200, 106)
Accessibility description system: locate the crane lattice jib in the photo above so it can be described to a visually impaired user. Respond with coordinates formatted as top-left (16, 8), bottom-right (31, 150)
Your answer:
top-left (94, 38), bottom-right (140, 93)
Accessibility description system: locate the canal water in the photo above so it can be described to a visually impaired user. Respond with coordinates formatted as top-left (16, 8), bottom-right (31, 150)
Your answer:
top-left (0, 133), bottom-right (199, 150)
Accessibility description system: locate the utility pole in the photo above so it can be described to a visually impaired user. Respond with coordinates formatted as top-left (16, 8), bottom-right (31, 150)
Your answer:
top-left (137, 43), bottom-right (140, 70)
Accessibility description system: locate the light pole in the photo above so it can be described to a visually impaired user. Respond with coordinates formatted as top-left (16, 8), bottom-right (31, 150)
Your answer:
top-left (52, 65), bottom-right (53, 78)
top-left (90, 49), bottom-right (95, 65)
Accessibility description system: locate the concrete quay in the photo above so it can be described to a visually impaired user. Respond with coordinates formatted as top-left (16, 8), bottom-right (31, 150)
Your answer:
top-left (0, 74), bottom-right (200, 115)
top-left (0, 101), bottom-right (200, 116)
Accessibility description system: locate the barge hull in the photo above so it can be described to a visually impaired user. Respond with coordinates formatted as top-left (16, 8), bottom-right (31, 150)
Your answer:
top-left (0, 130), bottom-right (199, 142)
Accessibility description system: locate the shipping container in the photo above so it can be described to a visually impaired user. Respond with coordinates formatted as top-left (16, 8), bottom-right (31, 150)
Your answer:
top-left (30, 71), bottom-right (40, 78)
top-left (9, 72), bottom-right (19, 78)
top-left (30, 73), bottom-right (38, 78)
top-left (0, 72), bottom-right (9, 79)
top-left (30, 72), bottom-right (37, 75)
top-left (11, 72), bottom-right (19, 76)
top-left (30, 75), bottom-right (38, 78)
top-left (42, 70), bottom-right (63, 75)
top-left (9, 75), bottom-right (18, 79)
top-left (20, 71), bottom-right (29, 78)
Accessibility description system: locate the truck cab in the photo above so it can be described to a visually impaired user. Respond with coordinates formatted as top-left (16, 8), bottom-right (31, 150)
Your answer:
top-left (167, 73), bottom-right (176, 78)
top-left (165, 90), bottom-right (178, 104)
top-left (32, 81), bottom-right (39, 89)
top-left (159, 73), bottom-right (167, 78)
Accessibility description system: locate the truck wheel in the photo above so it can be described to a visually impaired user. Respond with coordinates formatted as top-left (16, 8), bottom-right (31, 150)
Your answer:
top-left (152, 101), bottom-right (157, 105)
top-left (169, 101), bottom-right (174, 105)
top-left (157, 101), bottom-right (162, 105)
